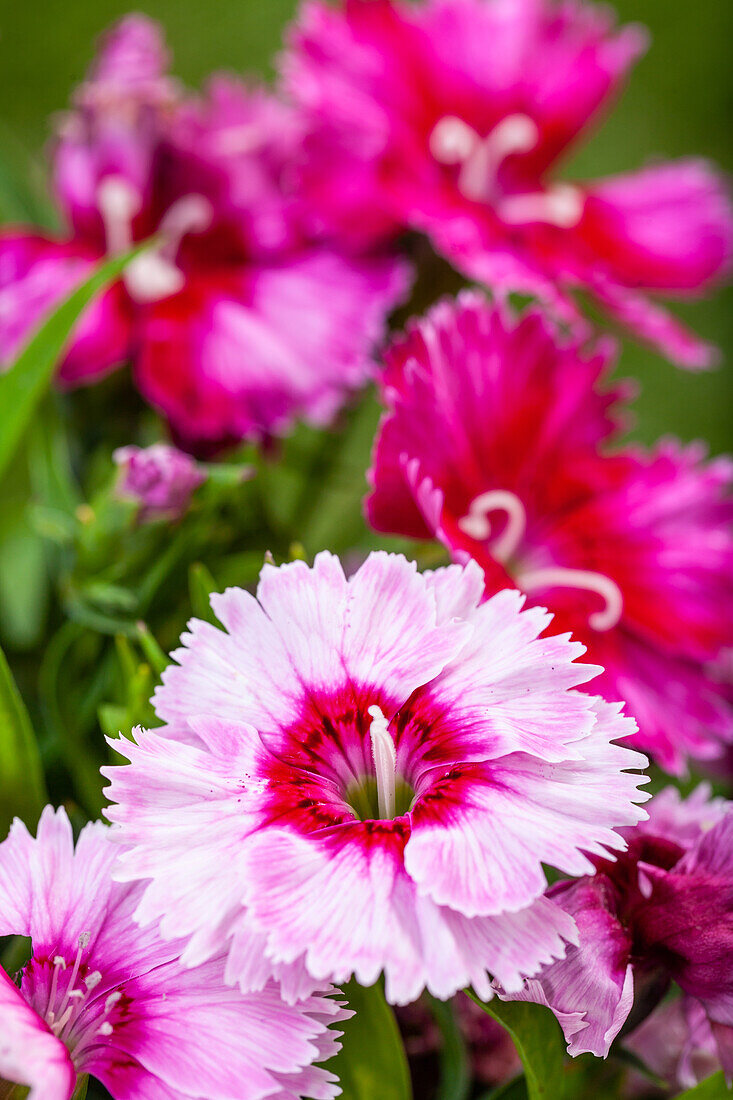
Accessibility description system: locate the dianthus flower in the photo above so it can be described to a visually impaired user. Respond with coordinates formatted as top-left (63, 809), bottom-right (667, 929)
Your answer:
top-left (0, 16), bottom-right (409, 451)
top-left (282, 0), bottom-right (732, 366)
top-left (0, 806), bottom-right (347, 1100)
top-left (366, 293), bottom-right (733, 772)
top-left (114, 442), bottom-right (205, 522)
top-left (104, 551), bottom-right (648, 1006)
top-left (624, 994), bottom-right (726, 1092)
top-left (503, 785), bottom-right (733, 1078)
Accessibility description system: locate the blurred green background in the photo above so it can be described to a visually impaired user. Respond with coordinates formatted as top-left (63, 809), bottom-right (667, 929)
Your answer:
top-left (0, 0), bottom-right (730, 451)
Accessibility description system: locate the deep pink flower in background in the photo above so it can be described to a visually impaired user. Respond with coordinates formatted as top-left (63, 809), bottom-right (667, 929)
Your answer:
top-left (104, 551), bottom-right (648, 1006)
top-left (282, 0), bottom-right (733, 366)
top-left (0, 16), bottom-right (409, 451)
top-left (114, 442), bottom-right (205, 521)
top-left (0, 806), bottom-right (347, 1100)
top-left (366, 293), bottom-right (733, 773)
top-left (503, 785), bottom-right (733, 1077)
top-left (624, 994), bottom-right (725, 1092)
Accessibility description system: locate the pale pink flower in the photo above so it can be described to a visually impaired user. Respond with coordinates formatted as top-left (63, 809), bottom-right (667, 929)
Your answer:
top-left (0, 805), bottom-right (347, 1100)
top-left (104, 551), bottom-right (648, 1006)
top-left (282, 0), bottom-right (733, 366)
top-left (367, 293), bottom-right (733, 773)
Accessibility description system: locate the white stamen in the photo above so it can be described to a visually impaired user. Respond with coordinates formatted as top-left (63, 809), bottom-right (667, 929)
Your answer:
top-left (518, 567), bottom-right (624, 632)
top-left (123, 252), bottom-right (186, 302)
top-left (158, 194), bottom-right (213, 248)
top-left (52, 933), bottom-right (91, 1027)
top-left (430, 113), bottom-right (584, 226)
top-left (123, 193), bottom-right (213, 304)
top-left (498, 183), bottom-right (585, 228)
top-left (368, 705), bottom-right (397, 820)
top-left (431, 113), bottom-right (538, 203)
top-left (98, 1022), bottom-right (114, 1036)
top-left (105, 991), bottom-right (122, 1013)
top-left (85, 971), bottom-right (102, 991)
top-left (429, 115), bottom-right (477, 165)
top-left (457, 489), bottom-right (527, 562)
top-left (97, 176), bottom-right (141, 255)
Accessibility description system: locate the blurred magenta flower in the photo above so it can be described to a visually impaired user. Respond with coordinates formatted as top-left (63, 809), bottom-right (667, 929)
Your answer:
top-left (282, 0), bottom-right (732, 366)
top-left (625, 993), bottom-right (725, 1092)
top-left (366, 293), bottom-right (733, 773)
top-left (502, 785), bottom-right (733, 1078)
top-left (104, 551), bottom-right (648, 1006)
top-left (0, 805), bottom-right (348, 1100)
top-left (0, 15), bottom-right (410, 451)
top-left (114, 442), bottom-right (205, 521)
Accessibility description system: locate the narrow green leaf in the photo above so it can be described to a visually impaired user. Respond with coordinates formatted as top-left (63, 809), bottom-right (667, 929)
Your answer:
top-left (0, 642), bottom-right (46, 832)
top-left (0, 248), bottom-right (139, 481)
top-left (427, 995), bottom-right (471, 1100)
top-left (135, 622), bottom-right (168, 676)
top-left (188, 562), bottom-right (220, 624)
top-left (677, 1072), bottom-right (730, 1098)
top-left (469, 994), bottom-right (566, 1100)
top-left (326, 980), bottom-right (412, 1100)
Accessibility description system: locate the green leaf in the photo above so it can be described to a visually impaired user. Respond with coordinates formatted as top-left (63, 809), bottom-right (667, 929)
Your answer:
top-left (188, 561), bottom-right (220, 624)
top-left (677, 1072), bottom-right (730, 1098)
top-left (0, 641), bottom-right (46, 832)
top-left (469, 994), bottom-right (566, 1100)
top-left (0, 248), bottom-right (139, 482)
top-left (426, 996), bottom-right (471, 1100)
top-left (481, 1078), bottom-right (528, 1100)
top-left (326, 980), bottom-right (412, 1100)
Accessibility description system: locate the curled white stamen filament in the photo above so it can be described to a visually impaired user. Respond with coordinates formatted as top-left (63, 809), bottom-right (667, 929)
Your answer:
top-left (431, 113), bottom-right (538, 203)
top-left (124, 193), bottom-right (213, 303)
top-left (457, 489), bottom-right (527, 562)
top-left (430, 113), bottom-right (585, 226)
top-left (97, 175), bottom-right (213, 303)
top-left (498, 183), bottom-right (584, 229)
top-left (518, 567), bottom-right (624, 632)
top-left (97, 176), bottom-right (141, 255)
top-left (368, 705), bottom-right (396, 820)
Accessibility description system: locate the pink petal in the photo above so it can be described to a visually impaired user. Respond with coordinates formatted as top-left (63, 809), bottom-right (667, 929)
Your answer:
top-left (0, 968), bottom-right (76, 1100)
top-left (0, 807), bottom-right (116, 958)
top-left (502, 875), bottom-right (634, 1057)
top-left (238, 824), bottom-right (576, 1005)
top-left (0, 232), bottom-right (132, 384)
top-left (405, 699), bottom-right (648, 916)
top-left (134, 250), bottom-right (408, 451)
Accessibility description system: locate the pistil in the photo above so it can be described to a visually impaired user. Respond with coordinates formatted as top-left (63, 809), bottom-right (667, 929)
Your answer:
top-left (368, 705), bottom-right (397, 820)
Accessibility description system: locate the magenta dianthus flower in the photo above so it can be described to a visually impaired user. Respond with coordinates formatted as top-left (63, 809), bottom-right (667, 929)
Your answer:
top-left (282, 0), bottom-right (732, 366)
top-left (366, 293), bottom-right (733, 773)
top-left (503, 785), bottom-right (733, 1076)
top-left (104, 551), bottom-right (648, 1006)
top-left (0, 806), bottom-right (347, 1100)
top-left (0, 16), bottom-right (409, 451)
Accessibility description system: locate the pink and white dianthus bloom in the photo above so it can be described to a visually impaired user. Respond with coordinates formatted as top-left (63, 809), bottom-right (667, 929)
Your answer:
top-left (0, 16), bottom-right (409, 452)
top-left (0, 805), bottom-right (347, 1100)
top-left (103, 550), bottom-right (649, 1007)
top-left (503, 785), bottom-right (733, 1079)
top-left (366, 293), bottom-right (733, 773)
top-left (282, 0), bottom-right (733, 366)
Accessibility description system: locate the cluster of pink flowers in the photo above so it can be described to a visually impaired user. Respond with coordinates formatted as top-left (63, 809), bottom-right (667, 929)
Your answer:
top-left (1, 0), bottom-right (731, 1097)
